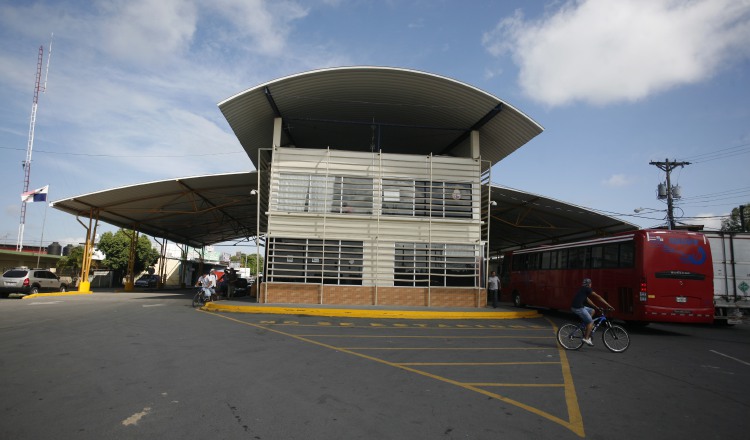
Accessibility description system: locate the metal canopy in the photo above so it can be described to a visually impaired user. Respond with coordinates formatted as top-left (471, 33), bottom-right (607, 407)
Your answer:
top-left (50, 171), bottom-right (637, 252)
top-left (488, 185), bottom-right (638, 254)
top-left (219, 66), bottom-right (544, 167)
top-left (50, 172), bottom-right (257, 249)
top-left (51, 66), bottom-right (636, 252)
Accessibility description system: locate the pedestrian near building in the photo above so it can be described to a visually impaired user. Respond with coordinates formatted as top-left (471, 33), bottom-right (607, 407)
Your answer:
top-left (488, 271), bottom-right (501, 308)
top-left (226, 268), bottom-right (238, 298)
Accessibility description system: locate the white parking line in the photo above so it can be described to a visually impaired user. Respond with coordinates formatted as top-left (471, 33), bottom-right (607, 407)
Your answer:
top-left (710, 350), bottom-right (750, 366)
top-left (26, 301), bottom-right (62, 305)
top-left (142, 304), bottom-right (165, 307)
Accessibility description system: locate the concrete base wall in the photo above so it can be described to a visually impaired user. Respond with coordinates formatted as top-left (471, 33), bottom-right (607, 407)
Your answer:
top-left (259, 283), bottom-right (486, 308)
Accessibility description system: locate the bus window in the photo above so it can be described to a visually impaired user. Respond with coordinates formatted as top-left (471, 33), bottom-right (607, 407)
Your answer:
top-left (591, 246), bottom-right (603, 268)
top-left (568, 247), bottom-right (590, 269)
top-left (550, 250), bottom-right (559, 269)
top-left (559, 249), bottom-right (569, 269)
top-left (620, 242), bottom-right (635, 268)
top-left (541, 251), bottom-right (551, 269)
top-left (602, 243), bottom-right (619, 268)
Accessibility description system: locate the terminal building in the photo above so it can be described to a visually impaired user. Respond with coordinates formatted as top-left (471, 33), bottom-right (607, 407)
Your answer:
top-left (51, 67), bottom-right (636, 306)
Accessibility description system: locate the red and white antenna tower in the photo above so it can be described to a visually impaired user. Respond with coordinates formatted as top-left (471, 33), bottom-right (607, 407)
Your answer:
top-left (17, 35), bottom-right (53, 252)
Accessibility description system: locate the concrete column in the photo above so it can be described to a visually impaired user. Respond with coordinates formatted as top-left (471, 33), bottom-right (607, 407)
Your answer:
top-left (273, 117), bottom-right (282, 147)
top-left (470, 130), bottom-right (480, 159)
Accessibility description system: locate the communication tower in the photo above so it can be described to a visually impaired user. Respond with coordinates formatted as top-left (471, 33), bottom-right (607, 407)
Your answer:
top-left (17, 36), bottom-right (52, 251)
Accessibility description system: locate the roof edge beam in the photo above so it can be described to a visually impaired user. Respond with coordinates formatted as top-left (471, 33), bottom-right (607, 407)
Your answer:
top-left (264, 86), bottom-right (297, 146)
top-left (439, 103), bottom-right (503, 155)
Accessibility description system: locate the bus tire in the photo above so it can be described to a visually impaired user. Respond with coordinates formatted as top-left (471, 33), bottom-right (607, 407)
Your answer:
top-left (512, 291), bottom-right (523, 308)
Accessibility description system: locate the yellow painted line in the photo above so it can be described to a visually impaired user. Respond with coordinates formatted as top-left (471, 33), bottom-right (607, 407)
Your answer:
top-left (343, 347), bottom-right (557, 350)
top-left (396, 361), bottom-right (560, 366)
top-left (202, 303), bottom-right (540, 320)
top-left (254, 322), bottom-right (550, 330)
top-left (466, 383), bottom-right (565, 388)
top-left (204, 310), bottom-right (584, 437)
top-left (295, 334), bottom-right (553, 339)
top-left (22, 291), bottom-right (94, 299)
top-left (547, 317), bottom-right (586, 437)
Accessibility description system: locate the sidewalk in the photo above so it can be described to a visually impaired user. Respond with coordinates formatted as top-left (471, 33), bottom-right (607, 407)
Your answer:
top-left (203, 296), bottom-right (541, 320)
top-left (19, 288), bottom-right (541, 320)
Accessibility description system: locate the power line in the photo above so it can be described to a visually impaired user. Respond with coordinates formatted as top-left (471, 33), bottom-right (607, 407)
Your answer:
top-left (683, 142), bottom-right (750, 164)
top-left (0, 145), bottom-right (245, 158)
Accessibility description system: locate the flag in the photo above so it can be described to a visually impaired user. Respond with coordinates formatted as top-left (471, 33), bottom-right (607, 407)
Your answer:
top-left (21, 185), bottom-right (49, 203)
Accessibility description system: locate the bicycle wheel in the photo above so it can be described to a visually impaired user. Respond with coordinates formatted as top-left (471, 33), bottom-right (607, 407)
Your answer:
top-left (192, 292), bottom-right (204, 308)
top-left (557, 323), bottom-right (584, 350)
top-left (602, 325), bottom-right (630, 352)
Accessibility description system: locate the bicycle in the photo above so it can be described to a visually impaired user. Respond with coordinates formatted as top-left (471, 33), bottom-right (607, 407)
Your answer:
top-left (557, 307), bottom-right (630, 352)
top-left (192, 287), bottom-right (216, 308)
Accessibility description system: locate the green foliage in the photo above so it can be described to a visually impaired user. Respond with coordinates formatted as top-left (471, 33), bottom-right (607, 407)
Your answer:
top-left (720, 204), bottom-right (749, 232)
top-left (230, 252), bottom-right (264, 275)
top-left (97, 229), bottom-right (160, 274)
top-left (56, 245), bottom-right (85, 276)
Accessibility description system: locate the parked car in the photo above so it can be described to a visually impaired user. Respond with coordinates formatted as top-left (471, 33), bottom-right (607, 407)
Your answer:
top-left (134, 274), bottom-right (159, 288)
top-left (0, 268), bottom-right (68, 297)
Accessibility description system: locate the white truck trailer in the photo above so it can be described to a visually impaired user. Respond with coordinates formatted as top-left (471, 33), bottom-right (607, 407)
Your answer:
top-left (704, 232), bottom-right (750, 324)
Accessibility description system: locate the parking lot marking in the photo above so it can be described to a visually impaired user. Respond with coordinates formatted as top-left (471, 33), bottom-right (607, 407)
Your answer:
top-left (710, 349), bottom-right (750, 366)
top-left (294, 334), bottom-right (553, 339)
top-left (467, 382), bottom-right (565, 387)
top-left (397, 361), bottom-right (561, 366)
top-left (341, 346), bottom-right (557, 350)
top-left (206, 311), bottom-right (585, 438)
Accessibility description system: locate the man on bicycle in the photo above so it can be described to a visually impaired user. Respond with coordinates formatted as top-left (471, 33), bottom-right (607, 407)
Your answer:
top-left (571, 278), bottom-right (614, 346)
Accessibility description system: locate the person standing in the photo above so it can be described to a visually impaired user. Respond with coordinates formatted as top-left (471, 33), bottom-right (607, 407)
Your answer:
top-left (226, 268), bottom-right (238, 298)
top-left (487, 271), bottom-right (501, 308)
top-left (206, 269), bottom-right (218, 299)
top-left (570, 278), bottom-right (614, 346)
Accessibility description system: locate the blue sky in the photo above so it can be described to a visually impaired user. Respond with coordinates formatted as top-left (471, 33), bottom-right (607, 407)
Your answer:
top-left (1, 0), bottom-right (749, 252)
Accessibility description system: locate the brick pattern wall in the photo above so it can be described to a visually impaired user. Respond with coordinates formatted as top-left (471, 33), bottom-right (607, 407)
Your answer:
top-left (375, 287), bottom-right (429, 306)
top-left (260, 283), bottom-right (486, 307)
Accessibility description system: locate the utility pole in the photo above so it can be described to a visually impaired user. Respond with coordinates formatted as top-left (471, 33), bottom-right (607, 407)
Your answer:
top-left (740, 205), bottom-right (747, 232)
top-left (650, 159), bottom-right (690, 230)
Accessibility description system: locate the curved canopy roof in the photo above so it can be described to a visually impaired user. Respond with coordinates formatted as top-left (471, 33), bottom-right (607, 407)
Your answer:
top-left (219, 66), bottom-right (544, 167)
top-left (51, 172), bottom-right (637, 252)
top-left (51, 66), bottom-right (636, 252)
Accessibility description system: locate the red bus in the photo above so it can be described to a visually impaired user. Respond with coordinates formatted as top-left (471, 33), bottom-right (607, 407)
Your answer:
top-left (500, 229), bottom-right (714, 324)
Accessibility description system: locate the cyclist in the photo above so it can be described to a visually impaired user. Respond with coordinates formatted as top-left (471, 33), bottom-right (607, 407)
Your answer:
top-left (571, 278), bottom-right (614, 346)
top-left (196, 269), bottom-right (216, 302)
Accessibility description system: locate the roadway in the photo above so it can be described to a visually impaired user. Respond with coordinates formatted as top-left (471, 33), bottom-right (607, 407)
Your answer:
top-left (1, 289), bottom-right (748, 439)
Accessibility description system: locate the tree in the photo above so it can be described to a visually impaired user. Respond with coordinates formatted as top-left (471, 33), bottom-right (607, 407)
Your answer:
top-left (97, 229), bottom-right (160, 284)
top-left (720, 204), bottom-right (749, 232)
top-left (230, 252), bottom-right (264, 275)
top-left (56, 245), bottom-right (85, 277)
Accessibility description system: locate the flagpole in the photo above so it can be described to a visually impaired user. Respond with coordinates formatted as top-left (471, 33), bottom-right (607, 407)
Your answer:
top-left (36, 201), bottom-right (48, 269)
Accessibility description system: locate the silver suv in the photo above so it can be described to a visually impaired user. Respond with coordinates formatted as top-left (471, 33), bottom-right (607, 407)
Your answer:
top-left (0, 268), bottom-right (69, 297)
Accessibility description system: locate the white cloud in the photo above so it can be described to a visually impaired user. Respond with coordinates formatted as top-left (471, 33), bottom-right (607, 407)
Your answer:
top-left (206, 0), bottom-right (308, 55)
top-left (483, 0), bottom-right (750, 106)
top-left (97, 0), bottom-right (199, 66)
top-left (602, 174), bottom-right (635, 187)
top-left (693, 212), bottom-right (725, 231)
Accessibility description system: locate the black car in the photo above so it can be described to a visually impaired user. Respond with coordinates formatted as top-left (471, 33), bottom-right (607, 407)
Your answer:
top-left (134, 274), bottom-right (159, 288)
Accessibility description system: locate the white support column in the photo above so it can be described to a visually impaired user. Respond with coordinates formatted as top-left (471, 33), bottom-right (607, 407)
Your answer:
top-left (272, 117), bottom-right (282, 148)
top-left (470, 130), bottom-right (480, 159)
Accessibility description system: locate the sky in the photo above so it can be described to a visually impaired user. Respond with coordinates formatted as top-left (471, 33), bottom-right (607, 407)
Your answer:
top-left (1, 0), bottom-right (749, 254)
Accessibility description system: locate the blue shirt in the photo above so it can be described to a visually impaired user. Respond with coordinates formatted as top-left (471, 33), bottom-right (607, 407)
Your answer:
top-left (571, 286), bottom-right (592, 308)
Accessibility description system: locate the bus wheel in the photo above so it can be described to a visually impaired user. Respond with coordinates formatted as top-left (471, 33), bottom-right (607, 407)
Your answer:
top-left (512, 291), bottom-right (522, 308)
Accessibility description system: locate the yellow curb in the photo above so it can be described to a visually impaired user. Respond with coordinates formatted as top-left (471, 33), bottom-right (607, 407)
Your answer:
top-left (202, 303), bottom-right (541, 320)
top-left (22, 291), bottom-right (94, 299)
